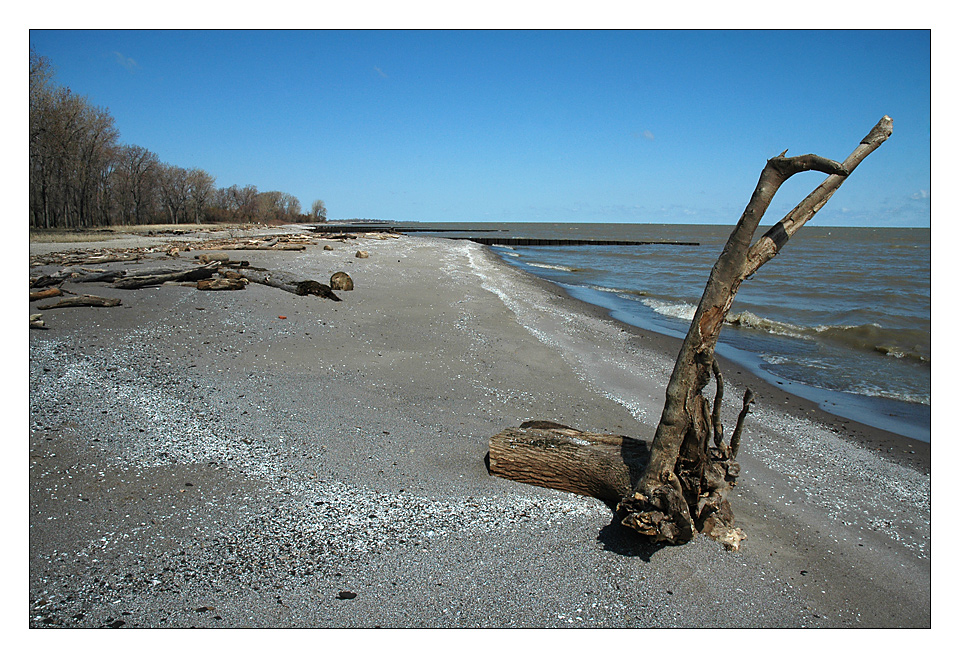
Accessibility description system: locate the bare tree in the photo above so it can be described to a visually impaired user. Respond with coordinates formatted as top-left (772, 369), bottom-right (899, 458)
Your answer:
top-left (186, 168), bottom-right (216, 223)
top-left (229, 184), bottom-right (259, 221)
top-left (30, 51), bottom-right (119, 230)
top-left (158, 163), bottom-right (192, 224)
top-left (311, 199), bottom-right (328, 222)
top-left (279, 192), bottom-right (301, 218)
top-left (111, 145), bottom-right (161, 225)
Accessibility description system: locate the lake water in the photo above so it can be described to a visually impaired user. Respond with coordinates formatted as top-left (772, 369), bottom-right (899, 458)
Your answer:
top-left (402, 222), bottom-right (931, 442)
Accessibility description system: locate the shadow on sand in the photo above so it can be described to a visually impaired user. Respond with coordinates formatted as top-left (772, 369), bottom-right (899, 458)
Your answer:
top-left (596, 506), bottom-right (664, 561)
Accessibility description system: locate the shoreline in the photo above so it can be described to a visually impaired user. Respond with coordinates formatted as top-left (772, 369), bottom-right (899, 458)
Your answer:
top-left (467, 240), bottom-right (929, 473)
top-left (561, 283), bottom-right (930, 443)
top-left (28, 228), bottom-right (930, 628)
top-left (479, 237), bottom-right (930, 444)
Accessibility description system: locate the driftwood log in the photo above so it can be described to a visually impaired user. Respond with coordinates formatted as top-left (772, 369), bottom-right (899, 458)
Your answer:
top-left (201, 238), bottom-right (307, 251)
top-left (30, 288), bottom-right (63, 301)
top-left (235, 267), bottom-right (342, 301)
top-left (37, 294), bottom-right (121, 309)
top-left (488, 421), bottom-right (650, 504)
top-left (488, 117), bottom-right (893, 551)
top-left (32, 267), bottom-right (133, 288)
top-left (112, 264), bottom-right (221, 289)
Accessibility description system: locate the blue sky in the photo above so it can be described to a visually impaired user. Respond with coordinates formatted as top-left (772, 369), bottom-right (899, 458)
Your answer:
top-left (27, 28), bottom-right (931, 226)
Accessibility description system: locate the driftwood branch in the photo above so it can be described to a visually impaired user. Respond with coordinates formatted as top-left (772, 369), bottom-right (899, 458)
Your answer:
top-left (617, 116), bottom-right (893, 547)
top-left (30, 288), bottom-right (63, 301)
top-left (742, 116), bottom-right (893, 279)
top-left (730, 389), bottom-right (754, 459)
top-left (208, 242), bottom-right (306, 251)
top-left (37, 294), bottom-right (121, 309)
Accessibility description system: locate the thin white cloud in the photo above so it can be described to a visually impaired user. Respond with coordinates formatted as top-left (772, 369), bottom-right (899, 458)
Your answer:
top-left (114, 51), bottom-right (138, 72)
top-left (632, 129), bottom-right (655, 141)
top-left (374, 66), bottom-right (388, 78)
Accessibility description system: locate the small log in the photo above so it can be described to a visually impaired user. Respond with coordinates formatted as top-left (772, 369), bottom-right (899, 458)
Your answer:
top-left (37, 294), bottom-right (122, 309)
top-left (30, 288), bottom-right (63, 301)
top-left (330, 272), bottom-right (354, 291)
top-left (235, 267), bottom-right (341, 301)
top-left (488, 422), bottom-right (651, 505)
top-left (83, 253), bottom-right (143, 264)
top-left (195, 253), bottom-right (249, 267)
top-left (30, 313), bottom-right (47, 330)
top-left (197, 278), bottom-right (247, 291)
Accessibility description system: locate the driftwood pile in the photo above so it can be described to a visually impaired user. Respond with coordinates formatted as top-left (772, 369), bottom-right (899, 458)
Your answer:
top-left (29, 244), bottom-right (183, 268)
top-left (29, 236), bottom-right (361, 329)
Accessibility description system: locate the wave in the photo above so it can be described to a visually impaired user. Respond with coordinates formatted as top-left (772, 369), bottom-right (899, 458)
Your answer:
top-left (761, 354), bottom-right (931, 405)
top-left (524, 261), bottom-right (582, 272)
top-left (844, 384), bottom-right (931, 406)
top-left (640, 297), bottom-right (698, 322)
top-left (813, 323), bottom-right (930, 363)
top-left (639, 298), bottom-right (930, 364)
top-left (726, 310), bottom-right (809, 340)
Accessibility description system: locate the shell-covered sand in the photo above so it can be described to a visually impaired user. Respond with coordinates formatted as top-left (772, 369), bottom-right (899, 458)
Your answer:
top-left (27, 226), bottom-right (930, 631)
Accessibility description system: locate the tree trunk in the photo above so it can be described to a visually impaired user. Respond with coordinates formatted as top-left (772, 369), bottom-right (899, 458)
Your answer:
top-left (486, 117), bottom-right (893, 550)
top-left (617, 116), bottom-right (893, 546)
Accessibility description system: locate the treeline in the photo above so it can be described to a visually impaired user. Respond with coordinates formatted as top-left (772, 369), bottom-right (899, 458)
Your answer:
top-left (29, 50), bottom-right (328, 230)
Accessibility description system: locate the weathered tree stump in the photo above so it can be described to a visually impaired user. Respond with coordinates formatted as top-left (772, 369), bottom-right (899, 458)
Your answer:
top-left (488, 117), bottom-right (893, 551)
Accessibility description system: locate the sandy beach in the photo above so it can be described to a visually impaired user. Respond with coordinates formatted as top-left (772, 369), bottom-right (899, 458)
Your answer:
top-left (27, 226), bottom-right (931, 629)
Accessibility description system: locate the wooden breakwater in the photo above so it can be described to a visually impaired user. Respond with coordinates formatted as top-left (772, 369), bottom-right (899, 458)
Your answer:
top-left (308, 225), bottom-right (698, 247)
top-left (465, 237), bottom-right (699, 247)
top-left (310, 224), bottom-right (501, 234)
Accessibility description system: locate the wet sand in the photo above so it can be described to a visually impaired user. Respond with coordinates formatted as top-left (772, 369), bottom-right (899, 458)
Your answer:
top-left (27, 227), bottom-right (931, 630)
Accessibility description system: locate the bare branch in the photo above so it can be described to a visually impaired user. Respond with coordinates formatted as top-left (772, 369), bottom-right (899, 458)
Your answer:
top-left (742, 116), bottom-right (894, 279)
